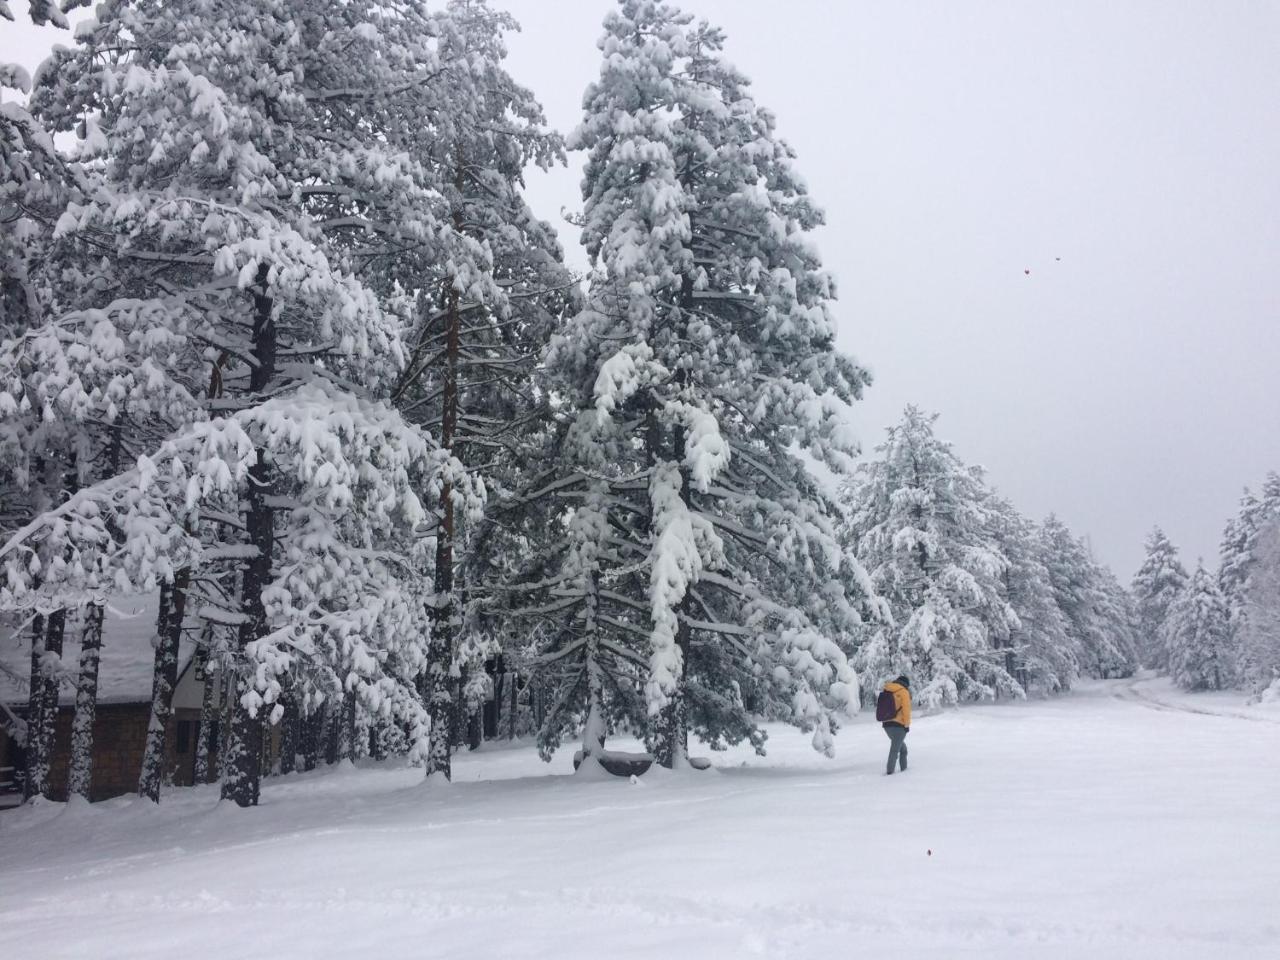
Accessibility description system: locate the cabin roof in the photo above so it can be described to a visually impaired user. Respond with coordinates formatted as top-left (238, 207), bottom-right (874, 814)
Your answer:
top-left (0, 595), bottom-right (197, 707)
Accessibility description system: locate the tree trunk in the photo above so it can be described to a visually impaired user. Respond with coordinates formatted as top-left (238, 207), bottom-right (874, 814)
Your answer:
top-left (222, 265), bottom-right (276, 808)
top-left (222, 451), bottom-right (273, 807)
top-left (216, 671), bottom-right (234, 783)
top-left (301, 707), bottom-right (319, 772)
top-left (68, 421), bottom-right (124, 800)
top-left (139, 571), bottom-right (189, 801)
top-left (22, 611), bottom-right (50, 802)
top-left (343, 691), bottom-right (358, 762)
top-left (655, 416), bottom-right (691, 770)
top-left (491, 668), bottom-right (503, 741)
top-left (580, 659), bottom-right (608, 767)
top-left (259, 714), bottom-right (274, 778)
top-left (508, 671), bottom-right (518, 740)
top-left (424, 275), bottom-right (461, 781)
top-left (323, 702), bottom-right (340, 766)
top-left (578, 572), bottom-right (608, 769)
top-left (42, 608), bottom-right (67, 759)
top-left (466, 702), bottom-right (483, 752)
top-left (67, 603), bottom-right (105, 800)
top-left (278, 688), bottom-right (298, 775)
top-left (194, 650), bottom-right (219, 785)
top-left (654, 621), bottom-right (690, 768)
top-left (23, 453), bottom-right (69, 802)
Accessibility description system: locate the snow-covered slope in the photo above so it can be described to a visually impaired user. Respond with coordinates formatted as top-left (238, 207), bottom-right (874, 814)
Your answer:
top-left (2, 679), bottom-right (1277, 959)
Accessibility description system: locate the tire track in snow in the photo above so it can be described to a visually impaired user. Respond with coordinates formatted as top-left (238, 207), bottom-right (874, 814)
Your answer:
top-left (1113, 679), bottom-right (1280, 725)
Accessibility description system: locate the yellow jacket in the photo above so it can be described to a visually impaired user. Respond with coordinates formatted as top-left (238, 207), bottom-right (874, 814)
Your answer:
top-left (883, 682), bottom-right (911, 729)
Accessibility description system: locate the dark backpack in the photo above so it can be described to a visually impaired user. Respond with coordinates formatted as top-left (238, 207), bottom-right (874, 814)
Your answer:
top-left (875, 689), bottom-right (898, 723)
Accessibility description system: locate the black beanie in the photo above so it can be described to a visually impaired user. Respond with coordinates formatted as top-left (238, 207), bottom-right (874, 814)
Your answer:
top-left (895, 675), bottom-right (910, 689)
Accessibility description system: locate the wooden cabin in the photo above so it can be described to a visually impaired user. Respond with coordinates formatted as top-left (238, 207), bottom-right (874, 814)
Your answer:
top-left (0, 596), bottom-right (218, 806)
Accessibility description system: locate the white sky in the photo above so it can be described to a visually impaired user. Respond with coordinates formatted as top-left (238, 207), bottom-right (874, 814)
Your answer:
top-left (4, 1), bottom-right (1278, 577)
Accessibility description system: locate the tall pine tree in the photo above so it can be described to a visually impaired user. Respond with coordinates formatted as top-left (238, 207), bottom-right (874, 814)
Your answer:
top-left (1039, 516), bottom-right (1137, 680)
top-left (9, 0), bottom-right (477, 806)
top-left (1218, 474), bottom-right (1280, 688)
top-left (531, 0), bottom-right (876, 768)
top-left (1165, 563), bottom-right (1232, 692)
top-left (1238, 517), bottom-right (1280, 697)
top-left (989, 496), bottom-right (1077, 694)
top-left (845, 408), bottom-right (1021, 707)
top-left (388, 0), bottom-right (574, 780)
top-left (1131, 527), bottom-right (1189, 671)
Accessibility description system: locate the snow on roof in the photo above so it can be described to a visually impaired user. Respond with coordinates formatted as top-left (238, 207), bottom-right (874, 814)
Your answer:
top-left (0, 595), bottom-right (196, 707)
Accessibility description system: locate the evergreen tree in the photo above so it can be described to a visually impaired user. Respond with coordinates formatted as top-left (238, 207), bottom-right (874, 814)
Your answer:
top-left (512, 478), bottom-right (650, 771)
top-left (388, 0), bottom-right (574, 779)
top-left (1092, 563), bottom-right (1141, 677)
top-left (989, 497), bottom-right (1077, 694)
top-left (5, 0), bottom-right (478, 806)
top-left (845, 408), bottom-right (1021, 707)
top-left (1238, 517), bottom-right (1280, 697)
top-left (530, 0), bottom-right (875, 768)
top-left (1, 0), bottom-right (109, 803)
top-left (1, 0), bottom-right (84, 332)
top-left (1218, 473), bottom-right (1280, 686)
top-left (1039, 516), bottom-right (1137, 680)
top-left (1165, 563), bottom-right (1232, 692)
top-left (1131, 527), bottom-right (1189, 671)
top-left (1218, 488), bottom-right (1263, 614)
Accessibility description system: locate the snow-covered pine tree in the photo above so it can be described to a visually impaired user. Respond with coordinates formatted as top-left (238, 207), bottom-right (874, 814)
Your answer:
top-left (534, 0), bottom-right (875, 768)
top-left (1217, 487), bottom-right (1262, 616)
top-left (385, 0), bottom-right (575, 780)
top-left (988, 496), bottom-right (1077, 694)
top-left (1093, 563), bottom-right (1141, 676)
top-left (516, 477), bottom-right (650, 771)
top-left (1238, 516), bottom-right (1280, 698)
top-left (844, 408), bottom-right (1021, 707)
top-left (1165, 562), bottom-right (1232, 691)
top-left (1218, 474), bottom-right (1280, 685)
top-left (1, 0), bottom-right (85, 331)
top-left (0, 270), bottom-right (196, 804)
top-left (1038, 516), bottom-right (1137, 679)
top-left (14, 0), bottom-right (479, 805)
top-left (2, 2), bottom-right (55, 802)
top-left (0, 364), bottom-right (192, 810)
top-left (1131, 527), bottom-right (1189, 671)
top-left (499, 280), bottom-right (653, 771)
top-left (0, 118), bottom-right (201, 801)
top-left (3, 388), bottom-right (474, 800)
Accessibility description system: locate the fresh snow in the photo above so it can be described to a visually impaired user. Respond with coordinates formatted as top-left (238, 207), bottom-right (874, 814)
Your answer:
top-left (3, 678), bottom-right (1277, 959)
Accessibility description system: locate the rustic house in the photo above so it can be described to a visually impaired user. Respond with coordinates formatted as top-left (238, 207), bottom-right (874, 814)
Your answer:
top-left (0, 598), bottom-right (541, 808)
top-left (0, 596), bottom-right (219, 806)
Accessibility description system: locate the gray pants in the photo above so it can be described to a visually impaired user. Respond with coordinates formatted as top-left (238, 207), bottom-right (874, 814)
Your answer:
top-left (883, 724), bottom-right (908, 774)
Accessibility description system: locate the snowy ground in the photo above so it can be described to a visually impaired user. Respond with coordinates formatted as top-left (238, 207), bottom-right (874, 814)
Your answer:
top-left (3, 677), bottom-right (1278, 959)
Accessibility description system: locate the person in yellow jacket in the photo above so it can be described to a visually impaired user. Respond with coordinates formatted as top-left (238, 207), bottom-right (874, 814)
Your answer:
top-left (881, 676), bottom-right (911, 775)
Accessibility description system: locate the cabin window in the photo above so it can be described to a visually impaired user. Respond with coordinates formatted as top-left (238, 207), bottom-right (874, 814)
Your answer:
top-left (176, 720), bottom-right (193, 754)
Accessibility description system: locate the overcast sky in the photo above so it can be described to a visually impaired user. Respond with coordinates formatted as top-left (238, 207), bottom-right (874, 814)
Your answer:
top-left (4, 1), bottom-right (1277, 577)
